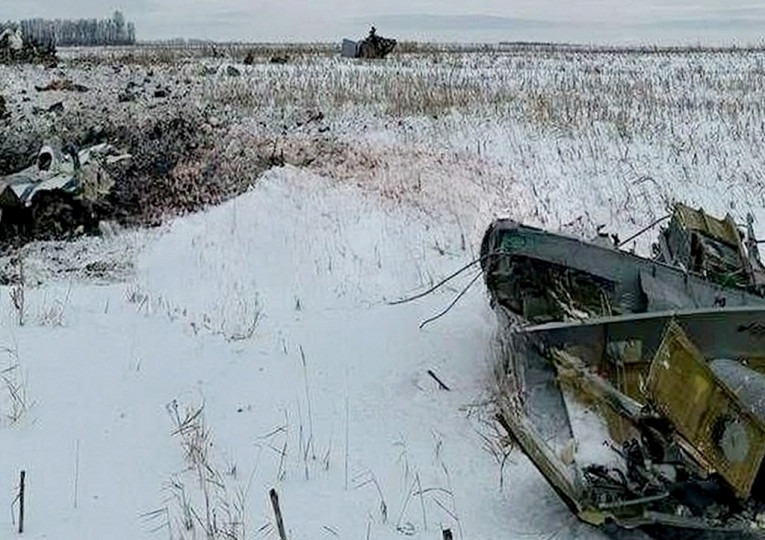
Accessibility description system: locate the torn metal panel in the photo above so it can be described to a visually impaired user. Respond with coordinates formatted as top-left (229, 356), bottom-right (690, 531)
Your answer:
top-left (482, 204), bottom-right (765, 326)
top-left (484, 203), bottom-right (765, 537)
top-left (496, 316), bottom-right (765, 536)
top-left (648, 321), bottom-right (765, 498)
top-left (496, 397), bottom-right (585, 518)
top-left (657, 203), bottom-right (764, 294)
top-left (495, 305), bottom-right (765, 536)
top-left (480, 204), bottom-right (765, 538)
top-left (674, 203), bottom-right (740, 248)
top-left (481, 222), bottom-right (765, 327)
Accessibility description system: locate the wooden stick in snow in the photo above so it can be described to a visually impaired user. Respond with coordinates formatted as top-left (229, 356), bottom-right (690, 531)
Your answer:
top-left (19, 470), bottom-right (26, 534)
top-left (427, 369), bottom-right (450, 391)
top-left (270, 488), bottom-right (288, 540)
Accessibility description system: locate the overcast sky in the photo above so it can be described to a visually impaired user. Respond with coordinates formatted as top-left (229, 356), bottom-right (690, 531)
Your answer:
top-left (4, 0), bottom-right (765, 44)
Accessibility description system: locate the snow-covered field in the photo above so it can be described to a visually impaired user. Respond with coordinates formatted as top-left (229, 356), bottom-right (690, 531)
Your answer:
top-left (2, 44), bottom-right (765, 539)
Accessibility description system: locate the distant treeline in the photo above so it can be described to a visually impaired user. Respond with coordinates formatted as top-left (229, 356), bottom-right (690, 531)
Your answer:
top-left (1, 10), bottom-right (135, 47)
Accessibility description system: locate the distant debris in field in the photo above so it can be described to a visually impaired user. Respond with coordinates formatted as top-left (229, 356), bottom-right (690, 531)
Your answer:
top-left (118, 81), bottom-right (142, 103)
top-left (342, 26), bottom-right (397, 59)
top-left (47, 101), bottom-right (64, 114)
top-left (0, 140), bottom-right (131, 243)
top-left (0, 27), bottom-right (23, 51)
top-left (216, 64), bottom-right (242, 77)
top-left (32, 101), bottom-right (64, 115)
top-left (0, 26), bottom-right (57, 66)
top-left (35, 79), bottom-right (89, 93)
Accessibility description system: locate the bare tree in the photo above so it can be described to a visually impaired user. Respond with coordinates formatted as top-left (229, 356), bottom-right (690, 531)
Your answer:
top-left (14, 11), bottom-right (136, 46)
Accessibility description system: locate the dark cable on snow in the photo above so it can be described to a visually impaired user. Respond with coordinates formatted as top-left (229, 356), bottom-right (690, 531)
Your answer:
top-left (393, 214), bottom-right (673, 326)
top-left (617, 214), bottom-right (671, 248)
top-left (419, 271), bottom-right (482, 329)
top-left (387, 254), bottom-right (489, 306)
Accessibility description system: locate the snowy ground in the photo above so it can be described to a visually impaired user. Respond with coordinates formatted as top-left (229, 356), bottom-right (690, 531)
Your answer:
top-left (0, 168), bottom-right (599, 540)
top-left (3, 44), bottom-right (765, 539)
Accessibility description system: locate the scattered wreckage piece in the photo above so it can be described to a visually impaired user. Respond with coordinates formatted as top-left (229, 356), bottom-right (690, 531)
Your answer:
top-left (0, 141), bottom-right (130, 241)
top-left (341, 26), bottom-right (397, 59)
top-left (0, 95), bottom-right (9, 120)
top-left (153, 86), bottom-right (170, 98)
top-left (480, 203), bottom-right (765, 324)
top-left (31, 101), bottom-right (64, 115)
top-left (498, 308), bottom-right (765, 538)
top-left (34, 79), bottom-right (89, 93)
top-left (483, 204), bottom-right (765, 538)
top-left (654, 203), bottom-right (765, 293)
top-left (0, 27), bottom-right (23, 51)
top-left (0, 27), bottom-right (56, 66)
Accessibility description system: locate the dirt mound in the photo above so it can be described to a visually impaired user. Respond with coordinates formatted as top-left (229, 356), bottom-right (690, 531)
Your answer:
top-left (101, 111), bottom-right (269, 227)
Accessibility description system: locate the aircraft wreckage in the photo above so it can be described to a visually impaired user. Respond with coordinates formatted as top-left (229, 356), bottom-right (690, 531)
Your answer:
top-left (0, 141), bottom-right (130, 240)
top-left (480, 204), bottom-right (765, 538)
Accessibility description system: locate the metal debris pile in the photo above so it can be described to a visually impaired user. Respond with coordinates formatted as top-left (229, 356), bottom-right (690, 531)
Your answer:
top-left (482, 204), bottom-right (765, 538)
top-left (0, 141), bottom-right (129, 242)
top-left (341, 26), bottom-right (397, 59)
top-left (0, 26), bottom-right (57, 66)
top-left (0, 107), bottom-right (271, 248)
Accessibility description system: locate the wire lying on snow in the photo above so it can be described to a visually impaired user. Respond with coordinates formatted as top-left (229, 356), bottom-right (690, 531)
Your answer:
top-left (387, 255), bottom-right (487, 306)
top-left (419, 271), bottom-right (482, 329)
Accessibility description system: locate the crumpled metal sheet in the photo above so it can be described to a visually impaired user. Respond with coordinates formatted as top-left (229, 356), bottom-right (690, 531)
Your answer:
top-left (0, 142), bottom-right (130, 208)
top-left (648, 321), bottom-right (765, 498)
